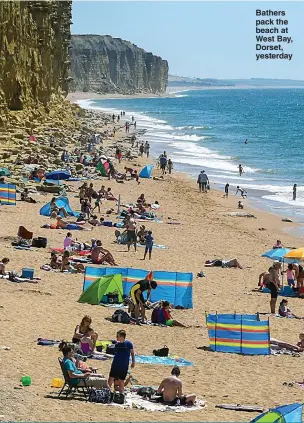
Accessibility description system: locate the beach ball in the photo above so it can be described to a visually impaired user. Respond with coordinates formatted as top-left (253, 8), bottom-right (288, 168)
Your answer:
top-left (21, 375), bottom-right (32, 386)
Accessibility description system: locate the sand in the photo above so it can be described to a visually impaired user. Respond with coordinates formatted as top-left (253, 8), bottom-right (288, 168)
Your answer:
top-left (1, 107), bottom-right (304, 423)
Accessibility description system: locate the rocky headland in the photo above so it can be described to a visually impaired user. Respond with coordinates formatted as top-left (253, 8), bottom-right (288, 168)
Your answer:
top-left (69, 34), bottom-right (169, 95)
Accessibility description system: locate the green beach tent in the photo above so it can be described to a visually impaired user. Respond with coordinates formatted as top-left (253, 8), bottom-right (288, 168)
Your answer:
top-left (78, 274), bottom-right (123, 305)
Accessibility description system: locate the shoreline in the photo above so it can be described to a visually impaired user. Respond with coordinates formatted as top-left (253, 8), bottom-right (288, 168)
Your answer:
top-left (72, 93), bottom-right (304, 236)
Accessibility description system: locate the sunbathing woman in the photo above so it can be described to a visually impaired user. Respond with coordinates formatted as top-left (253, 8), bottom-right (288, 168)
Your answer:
top-left (72, 315), bottom-right (98, 344)
top-left (0, 257), bottom-right (9, 275)
top-left (50, 197), bottom-right (68, 218)
top-left (60, 251), bottom-right (85, 273)
top-left (50, 252), bottom-right (61, 269)
top-left (105, 187), bottom-right (117, 201)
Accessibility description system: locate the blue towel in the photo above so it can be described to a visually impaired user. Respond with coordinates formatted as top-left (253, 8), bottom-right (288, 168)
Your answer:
top-left (133, 355), bottom-right (193, 366)
top-left (137, 244), bottom-right (168, 250)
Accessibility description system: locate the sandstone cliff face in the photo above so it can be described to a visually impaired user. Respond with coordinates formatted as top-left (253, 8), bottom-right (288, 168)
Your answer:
top-left (70, 35), bottom-right (169, 94)
top-left (0, 0), bottom-right (72, 127)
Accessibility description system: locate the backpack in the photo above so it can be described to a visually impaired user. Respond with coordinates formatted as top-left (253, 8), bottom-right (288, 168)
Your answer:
top-left (151, 308), bottom-right (159, 323)
top-left (153, 345), bottom-right (169, 357)
top-left (89, 388), bottom-right (112, 404)
top-left (112, 392), bottom-right (125, 404)
top-left (112, 309), bottom-right (131, 324)
top-left (8, 271), bottom-right (18, 282)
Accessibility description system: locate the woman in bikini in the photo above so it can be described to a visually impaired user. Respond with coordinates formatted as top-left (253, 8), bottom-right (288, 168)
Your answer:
top-left (72, 315), bottom-right (98, 344)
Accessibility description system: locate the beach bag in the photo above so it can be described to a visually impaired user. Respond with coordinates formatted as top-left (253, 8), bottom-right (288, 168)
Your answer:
top-left (32, 237), bottom-right (47, 248)
top-left (112, 392), bottom-right (125, 404)
top-left (111, 310), bottom-right (131, 324)
top-left (8, 271), bottom-right (19, 282)
top-left (151, 308), bottom-right (160, 324)
top-left (106, 344), bottom-right (116, 355)
top-left (89, 388), bottom-right (112, 404)
top-left (153, 345), bottom-right (169, 357)
top-left (137, 387), bottom-right (156, 398)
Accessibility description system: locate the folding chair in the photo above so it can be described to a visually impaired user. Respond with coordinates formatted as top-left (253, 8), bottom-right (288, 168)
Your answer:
top-left (17, 226), bottom-right (33, 245)
top-left (57, 357), bottom-right (90, 400)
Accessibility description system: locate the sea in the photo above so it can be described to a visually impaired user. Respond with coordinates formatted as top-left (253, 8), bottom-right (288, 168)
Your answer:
top-left (78, 88), bottom-right (304, 226)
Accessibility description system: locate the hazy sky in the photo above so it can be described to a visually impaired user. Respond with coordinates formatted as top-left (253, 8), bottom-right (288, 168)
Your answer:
top-left (72, 2), bottom-right (304, 80)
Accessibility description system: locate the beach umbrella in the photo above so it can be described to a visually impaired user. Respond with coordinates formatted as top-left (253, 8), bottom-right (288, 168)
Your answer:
top-left (284, 248), bottom-right (304, 261)
top-left (262, 248), bottom-right (291, 262)
top-left (44, 170), bottom-right (71, 180)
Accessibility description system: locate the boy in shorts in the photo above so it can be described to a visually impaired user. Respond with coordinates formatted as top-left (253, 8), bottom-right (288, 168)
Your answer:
top-left (108, 330), bottom-right (135, 393)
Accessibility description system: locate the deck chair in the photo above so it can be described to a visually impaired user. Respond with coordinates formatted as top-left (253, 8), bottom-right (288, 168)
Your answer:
top-left (17, 226), bottom-right (33, 242)
top-left (58, 357), bottom-right (90, 400)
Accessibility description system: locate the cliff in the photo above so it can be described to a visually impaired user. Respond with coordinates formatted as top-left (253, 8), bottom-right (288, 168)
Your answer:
top-left (70, 35), bottom-right (169, 94)
top-left (0, 0), bottom-right (73, 128)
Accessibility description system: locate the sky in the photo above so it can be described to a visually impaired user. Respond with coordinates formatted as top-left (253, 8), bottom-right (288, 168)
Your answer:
top-left (72, 1), bottom-right (304, 80)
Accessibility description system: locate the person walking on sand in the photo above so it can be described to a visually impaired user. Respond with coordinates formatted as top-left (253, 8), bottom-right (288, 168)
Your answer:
top-left (197, 170), bottom-right (209, 193)
top-left (223, 183), bottom-right (229, 198)
top-left (143, 230), bottom-right (153, 260)
top-left (167, 159), bottom-right (173, 174)
top-left (238, 164), bottom-right (244, 176)
top-left (127, 218), bottom-right (137, 252)
top-left (293, 184), bottom-right (297, 201)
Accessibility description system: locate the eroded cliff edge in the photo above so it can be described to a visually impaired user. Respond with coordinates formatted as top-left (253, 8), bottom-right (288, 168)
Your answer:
top-left (70, 34), bottom-right (169, 94)
top-left (0, 0), bottom-right (75, 130)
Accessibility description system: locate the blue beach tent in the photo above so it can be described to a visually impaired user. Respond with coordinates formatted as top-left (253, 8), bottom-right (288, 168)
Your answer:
top-left (250, 403), bottom-right (303, 423)
top-left (83, 266), bottom-right (193, 308)
top-left (139, 165), bottom-right (153, 179)
top-left (39, 196), bottom-right (79, 217)
top-left (44, 170), bottom-right (71, 180)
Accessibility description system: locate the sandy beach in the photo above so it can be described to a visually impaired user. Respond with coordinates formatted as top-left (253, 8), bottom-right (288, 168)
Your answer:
top-left (2, 102), bottom-right (304, 423)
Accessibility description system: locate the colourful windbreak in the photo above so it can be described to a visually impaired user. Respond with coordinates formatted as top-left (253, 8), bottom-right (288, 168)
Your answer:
top-left (206, 313), bottom-right (270, 355)
top-left (0, 184), bottom-right (16, 205)
top-left (83, 266), bottom-right (193, 308)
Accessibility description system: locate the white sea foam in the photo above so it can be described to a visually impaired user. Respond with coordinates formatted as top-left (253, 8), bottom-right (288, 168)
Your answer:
top-left (174, 94), bottom-right (188, 98)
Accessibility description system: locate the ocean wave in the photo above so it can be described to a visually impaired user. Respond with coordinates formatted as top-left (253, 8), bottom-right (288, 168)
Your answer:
top-left (152, 132), bottom-right (206, 142)
top-left (175, 125), bottom-right (212, 130)
top-left (262, 193), bottom-right (304, 207)
top-left (174, 94), bottom-right (188, 98)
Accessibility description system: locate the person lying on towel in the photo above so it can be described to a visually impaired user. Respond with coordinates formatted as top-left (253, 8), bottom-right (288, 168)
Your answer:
top-left (55, 217), bottom-right (91, 231)
top-left (205, 259), bottom-right (243, 269)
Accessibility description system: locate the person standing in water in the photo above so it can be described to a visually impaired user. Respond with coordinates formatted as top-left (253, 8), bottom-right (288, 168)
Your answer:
top-left (238, 164), bottom-right (244, 176)
top-left (293, 184), bottom-right (297, 201)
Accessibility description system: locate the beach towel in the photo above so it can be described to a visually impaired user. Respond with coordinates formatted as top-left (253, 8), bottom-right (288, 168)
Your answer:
top-left (37, 338), bottom-right (61, 346)
top-left (133, 355), bottom-right (193, 366)
top-left (137, 244), bottom-right (169, 250)
top-left (110, 391), bottom-right (205, 412)
top-left (51, 248), bottom-right (91, 256)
